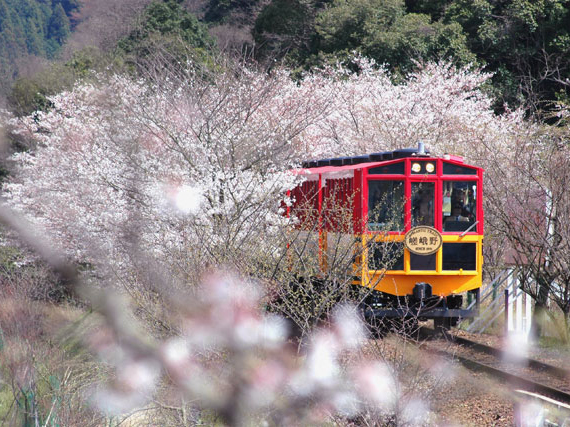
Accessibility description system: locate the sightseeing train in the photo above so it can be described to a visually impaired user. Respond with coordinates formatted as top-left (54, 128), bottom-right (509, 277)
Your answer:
top-left (287, 144), bottom-right (483, 328)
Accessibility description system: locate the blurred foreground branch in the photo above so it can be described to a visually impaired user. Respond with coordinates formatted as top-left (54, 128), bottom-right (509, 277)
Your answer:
top-left (0, 201), bottom-right (411, 426)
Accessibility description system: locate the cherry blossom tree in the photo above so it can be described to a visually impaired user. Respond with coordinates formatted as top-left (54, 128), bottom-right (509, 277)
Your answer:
top-left (4, 65), bottom-right (334, 288)
top-left (300, 59), bottom-right (528, 165)
top-left (484, 129), bottom-right (570, 338)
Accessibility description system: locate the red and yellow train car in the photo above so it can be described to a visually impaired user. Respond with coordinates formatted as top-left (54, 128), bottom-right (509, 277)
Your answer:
top-left (289, 144), bottom-right (483, 326)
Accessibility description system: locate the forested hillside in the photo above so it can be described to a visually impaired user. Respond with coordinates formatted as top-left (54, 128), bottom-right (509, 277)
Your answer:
top-left (3, 0), bottom-right (570, 115)
top-left (251, 0), bottom-right (570, 114)
top-left (0, 0), bottom-right (79, 93)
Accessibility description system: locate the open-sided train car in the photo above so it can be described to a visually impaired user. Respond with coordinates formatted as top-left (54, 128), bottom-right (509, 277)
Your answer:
top-left (287, 144), bottom-right (483, 327)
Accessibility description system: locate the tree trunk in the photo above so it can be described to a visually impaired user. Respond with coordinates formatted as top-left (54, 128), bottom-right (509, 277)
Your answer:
top-left (529, 276), bottom-right (550, 342)
top-left (529, 302), bottom-right (547, 342)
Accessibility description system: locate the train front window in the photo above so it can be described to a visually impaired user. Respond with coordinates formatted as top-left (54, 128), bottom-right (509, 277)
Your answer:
top-left (410, 253), bottom-right (436, 271)
top-left (369, 162), bottom-right (405, 175)
top-left (368, 180), bottom-right (404, 231)
top-left (443, 163), bottom-right (477, 175)
top-left (442, 243), bottom-right (477, 270)
top-left (442, 181), bottom-right (477, 232)
top-left (411, 182), bottom-right (435, 227)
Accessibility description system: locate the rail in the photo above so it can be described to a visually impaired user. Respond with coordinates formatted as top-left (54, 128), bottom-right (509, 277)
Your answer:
top-left (417, 328), bottom-right (570, 420)
top-left (514, 390), bottom-right (570, 426)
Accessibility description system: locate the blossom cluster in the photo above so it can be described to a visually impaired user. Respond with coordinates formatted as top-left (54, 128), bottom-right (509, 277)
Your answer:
top-left (88, 272), bottom-right (409, 424)
top-left (300, 60), bottom-right (528, 164)
top-left (3, 69), bottom-right (327, 279)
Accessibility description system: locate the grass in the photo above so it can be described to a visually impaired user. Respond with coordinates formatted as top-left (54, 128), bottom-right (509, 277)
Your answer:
top-left (541, 310), bottom-right (570, 347)
top-left (538, 335), bottom-right (569, 349)
top-left (0, 384), bottom-right (16, 424)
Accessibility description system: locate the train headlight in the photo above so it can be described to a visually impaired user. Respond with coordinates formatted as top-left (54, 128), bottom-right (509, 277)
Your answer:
top-left (411, 162), bottom-right (421, 173)
top-left (426, 162), bottom-right (435, 173)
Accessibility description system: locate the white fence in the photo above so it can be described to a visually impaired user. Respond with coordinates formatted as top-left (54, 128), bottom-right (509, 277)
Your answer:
top-left (466, 268), bottom-right (533, 337)
top-left (506, 268), bottom-right (533, 341)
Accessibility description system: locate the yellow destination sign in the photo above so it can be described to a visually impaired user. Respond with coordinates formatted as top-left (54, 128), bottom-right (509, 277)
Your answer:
top-left (404, 226), bottom-right (442, 255)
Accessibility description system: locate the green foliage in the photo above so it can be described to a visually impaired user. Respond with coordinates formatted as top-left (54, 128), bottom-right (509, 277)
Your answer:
top-left (9, 75), bottom-right (54, 116)
top-left (0, 385), bottom-right (15, 423)
top-left (0, 0), bottom-right (78, 94)
top-left (118, 0), bottom-right (214, 54)
top-left (6, 0), bottom-right (217, 116)
top-left (316, 0), bottom-right (403, 51)
top-left (0, 244), bottom-right (23, 273)
top-left (47, 3), bottom-right (69, 46)
top-left (253, 0), bottom-right (314, 60)
top-left (255, 0), bottom-right (310, 36)
top-left (205, 0), bottom-right (261, 24)
top-left (442, 0), bottom-right (570, 112)
top-left (314, 0), bottom-right (475, 72)
top-left (7, 47), bottom-right (111, 116)
top-left (66, 46), bottom-right (108, 76)
top-left (116, 0), bottom-right (216, 74)
top-left (59, 0), bottom-right (80, 16)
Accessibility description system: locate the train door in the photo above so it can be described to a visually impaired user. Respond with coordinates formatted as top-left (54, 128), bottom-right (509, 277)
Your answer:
top-left (409, 180), bottom-right (438, 271)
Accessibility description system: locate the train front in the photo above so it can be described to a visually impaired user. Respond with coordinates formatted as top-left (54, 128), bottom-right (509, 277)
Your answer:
top-left (360, 149), bottom-right (484, 325)
top-left (291, 146), bottom-right (484, 326)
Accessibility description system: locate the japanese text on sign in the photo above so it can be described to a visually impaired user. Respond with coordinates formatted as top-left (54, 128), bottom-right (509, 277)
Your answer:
top-left (404, 226), bottom-right (442, 255)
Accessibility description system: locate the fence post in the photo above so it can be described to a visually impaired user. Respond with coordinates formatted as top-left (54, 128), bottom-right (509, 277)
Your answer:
top-left (504, 289), bottom-right (509, 336)
top-left (476, 288), bottom-right (480, 311)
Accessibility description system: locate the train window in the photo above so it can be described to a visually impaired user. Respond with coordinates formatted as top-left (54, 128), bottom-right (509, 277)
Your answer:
top-left (442, 243), bottom-right (476, 270)
top-left (369, 241), bottom-right (404, 271)
top-left (411, 182), bottom-right (435, 227)
top-left (443, 163), bottom-right (477, 175)
top-left (368, 180), bottom-right (405, 231)
top-left (442, 181), bottom-right (477, 232)
top-left (368, 162), bottom-right (405, 175)
top-left (410, 253), bottom-right (436, 271)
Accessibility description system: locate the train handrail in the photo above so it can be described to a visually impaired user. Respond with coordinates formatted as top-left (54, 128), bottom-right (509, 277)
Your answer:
top-left (468, 286), bottom-right (523, 334)
top-left (464, 268), bottom-right (518, 333)
top-left (465, 268), bottom-right (515, 311)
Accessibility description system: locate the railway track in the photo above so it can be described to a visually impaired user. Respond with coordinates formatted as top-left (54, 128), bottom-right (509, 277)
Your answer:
top-left (417, 328), bottom-right (570, 408)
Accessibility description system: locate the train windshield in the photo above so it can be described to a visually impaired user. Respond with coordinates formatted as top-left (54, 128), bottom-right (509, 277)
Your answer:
top-left (411, 182), bottom-right (435, 227)
top-left (368, 180), bottom-right (405, 231)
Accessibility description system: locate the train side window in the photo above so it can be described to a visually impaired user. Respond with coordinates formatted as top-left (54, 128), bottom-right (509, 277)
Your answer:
top-left (442, 181), bottom-right (477, 232)
top-left (368, 162), bottom-right (405, 175)
top-left (369, 241), bottom-right (404, 271)
top-left (368, 180), bottom-right (405, 231)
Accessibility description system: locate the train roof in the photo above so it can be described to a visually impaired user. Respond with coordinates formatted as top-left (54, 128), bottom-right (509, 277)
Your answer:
top-left (301, 147), bottom-right (431, 169)
top-left (295, 146), bottom-right (481, 177)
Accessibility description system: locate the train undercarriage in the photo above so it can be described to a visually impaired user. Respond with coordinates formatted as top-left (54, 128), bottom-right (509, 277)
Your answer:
top-left (360, 283), bottom-right (481, 331)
